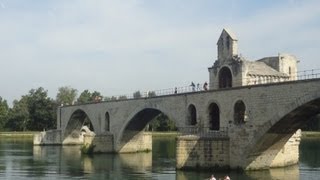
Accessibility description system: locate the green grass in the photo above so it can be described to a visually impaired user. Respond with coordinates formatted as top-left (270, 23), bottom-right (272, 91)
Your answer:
top-left (0, 131), bottom-right (39, 138)
top-left (151, 131), bottom-right (180, 137)
top-left (301, 131), bottom-right (320, 139)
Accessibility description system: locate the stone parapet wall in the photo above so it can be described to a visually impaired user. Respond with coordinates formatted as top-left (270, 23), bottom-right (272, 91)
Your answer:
top-left (176, 135), bottom-right (229, 170)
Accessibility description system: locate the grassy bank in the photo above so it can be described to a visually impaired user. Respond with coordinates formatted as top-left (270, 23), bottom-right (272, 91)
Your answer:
top-left (0, 131), bottom-right (39, 138)
top-left (301, 131), bottom-right (320, 139)
top-left (151, 131), bottom-right (179, 137)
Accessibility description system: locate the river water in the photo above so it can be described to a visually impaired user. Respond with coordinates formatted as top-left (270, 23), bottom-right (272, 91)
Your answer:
top-left (0, 136), bottom-right (319, 180)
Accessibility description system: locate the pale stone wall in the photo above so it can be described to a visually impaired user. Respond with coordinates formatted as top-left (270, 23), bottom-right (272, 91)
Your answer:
top-left (119, 132), bottom-right (152, 153)
top-left (33, 130), bottom-right (61, 145)
top-left (176, 135), bottom-right (229, 170)
top-left (83, 133), bottom-right (114, 153)
top-left (270, 129), bottom-right (301, 167)
top-left (245, 130), bottom-right (301, 170)
top-left (57, 78), bottom-right (320, 170)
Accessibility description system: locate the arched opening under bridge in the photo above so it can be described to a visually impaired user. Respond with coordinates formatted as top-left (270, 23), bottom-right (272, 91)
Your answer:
top-left (246, 98), bottom-right (320, 169)
top-left (63, 109), bottom-right (94, 144)
top-left (118, 108), bottom-right (177, 157)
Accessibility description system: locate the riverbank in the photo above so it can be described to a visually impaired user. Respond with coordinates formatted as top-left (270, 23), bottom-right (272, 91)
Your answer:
top-left (0, 131), bottom-right (38, 138)
top-left (151, 131), bottom-right (179, 137)
top-left (301, 131), bottom-right (320, 139)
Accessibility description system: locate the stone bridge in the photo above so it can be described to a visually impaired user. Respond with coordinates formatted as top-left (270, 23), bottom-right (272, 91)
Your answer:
top-left (34, 78), bottom-right (320, 170)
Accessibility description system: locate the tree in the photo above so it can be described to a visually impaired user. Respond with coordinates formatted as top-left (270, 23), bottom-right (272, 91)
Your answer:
top-left (118, 95), bottom-right (127, 100)
top-left (56, 86), bottom-right (77, 105)
top-left (27, 87), bottom-right (56, 131)
top-left (77, 90), bottom-right (92, 104)
top-left (148, 91), bottom-right (156, 97)
top-left (147, 113), bottom-right (177, 131)
top-left (5, 87), bottom-right (57, 131)
top-left (133, 91), bottom-right (142, 98)
top-left (91, 91), bottom-right (103, 102)
top-left (0, 97), bottom-right (9, 130)
top-left (6, 98), bottom-right (30, 131)
top-left (77, 90), bottom-right (103, 103)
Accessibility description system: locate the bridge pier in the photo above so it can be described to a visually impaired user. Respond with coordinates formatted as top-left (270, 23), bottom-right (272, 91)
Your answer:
top-left (245, 130), bottom-right (301, 170)
top-left (117, 132), bottom-right (152, 153)
top-left (176, 135), bottom-right (230, 170)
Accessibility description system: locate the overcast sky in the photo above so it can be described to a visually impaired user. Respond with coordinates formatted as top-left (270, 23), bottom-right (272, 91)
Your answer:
top-left (0, 0), bottom-right (319, 105)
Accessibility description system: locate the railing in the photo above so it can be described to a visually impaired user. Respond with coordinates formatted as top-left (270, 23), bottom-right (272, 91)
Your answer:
top-left (297, 69), bottom-right (320, 80)
top-left (178, 126), bottom-right (228, 138)
top-left (108, 69), bottom-right (320, 100)
top-left (65, 68), bottom-right (320, 106)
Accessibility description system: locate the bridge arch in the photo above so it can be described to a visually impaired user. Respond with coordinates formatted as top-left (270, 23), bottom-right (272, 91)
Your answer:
top-left (219, 66), bottom-right (232, 88)
top-left (116, 106), bottom-right (180, 152)
top-left (63, 109), bottom-right (95, 144)
top-left (234, 100), bottom-right (246, 125)
top-left (245, 91), bottom-right (320, 169)
top-left (208, 102), bottom-right (220, 130)
top-left (187, 104), bottom-right (197, 126)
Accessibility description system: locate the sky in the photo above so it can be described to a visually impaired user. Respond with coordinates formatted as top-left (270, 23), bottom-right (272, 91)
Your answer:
top-left (0, 0), bottom-right (319, 105)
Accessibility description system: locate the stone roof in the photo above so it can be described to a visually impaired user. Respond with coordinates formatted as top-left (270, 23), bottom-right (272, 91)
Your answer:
top-left (246, 61), bottom-right (289, 77)
top-left (223, 28), bottom-right (238, 40)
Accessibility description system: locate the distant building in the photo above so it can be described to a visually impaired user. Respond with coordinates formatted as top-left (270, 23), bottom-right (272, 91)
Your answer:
top-left (208, 28), bottom-right (298, 90)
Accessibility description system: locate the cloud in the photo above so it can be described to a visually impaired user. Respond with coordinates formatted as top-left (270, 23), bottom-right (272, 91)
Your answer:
top-left (0, 0), bottom-right (319, 105)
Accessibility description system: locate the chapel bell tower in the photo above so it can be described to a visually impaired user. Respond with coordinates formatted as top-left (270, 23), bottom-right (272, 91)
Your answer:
top-left (217, 28), bottom-right (238, 61)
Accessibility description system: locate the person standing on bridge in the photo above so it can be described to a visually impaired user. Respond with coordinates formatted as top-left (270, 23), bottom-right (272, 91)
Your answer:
top-left (191, 82), bottom-right (195, 91)
top-left (203, 81), bottom-right (208, 91)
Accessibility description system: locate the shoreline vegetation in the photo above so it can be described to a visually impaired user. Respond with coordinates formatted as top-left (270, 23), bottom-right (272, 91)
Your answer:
top-left (0, 131), bottom-right (319, 138)
top-left (0, 131), bottom-right (38, 138)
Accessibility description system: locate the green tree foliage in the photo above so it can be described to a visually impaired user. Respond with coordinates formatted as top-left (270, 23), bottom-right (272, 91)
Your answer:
top-left (56, 86), bottom-right (77, 105)
top-left (77, 89), bottom-right (92, 104)
top-left (148, 91), bottom-right (156, 97)
top-left (148, 113), bottom-right (177, 131)
top-left (118, 95), bottom-right (127, 100)
top-left (6, 98), bottom-right (30, 131)
top-left (133, 91), bottom-right (142, 98)
top-left (0, 97), bottom-right (9, 130)
top-left (302, 114), bottom-right (320, 131)
top-left (27, 87), bottom-right (56, 130)
top-left (77, 90), bottom-right (103, 103)
top-left (6, 87), bottom-right (56, 131)
top-left (91, 91), bottom-right (103, 102)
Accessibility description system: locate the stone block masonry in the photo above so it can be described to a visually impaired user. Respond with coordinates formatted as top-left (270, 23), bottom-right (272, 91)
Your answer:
top-left (176, 135), bottom-right (230, 170)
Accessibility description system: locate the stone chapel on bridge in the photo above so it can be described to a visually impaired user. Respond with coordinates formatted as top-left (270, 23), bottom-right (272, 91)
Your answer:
top-left (208, 28), bottom-right (298, 90)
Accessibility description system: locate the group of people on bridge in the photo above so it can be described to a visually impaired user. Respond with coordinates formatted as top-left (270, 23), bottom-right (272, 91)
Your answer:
top-left (190, 81), bottom-right (208, 92)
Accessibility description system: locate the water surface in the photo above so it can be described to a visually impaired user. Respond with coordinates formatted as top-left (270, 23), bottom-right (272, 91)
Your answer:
top-left (0, 136), bottom-right (319, 179)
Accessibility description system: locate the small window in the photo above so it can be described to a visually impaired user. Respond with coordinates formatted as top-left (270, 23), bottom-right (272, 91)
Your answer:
top-left (234, 100), bottom-right (246, 125)
top-left (105, 112), bottom-right (110, 131)
top-left (208, 103), bottom-right (220, 130)
top-left (187, 104), bottom-right (197, 125)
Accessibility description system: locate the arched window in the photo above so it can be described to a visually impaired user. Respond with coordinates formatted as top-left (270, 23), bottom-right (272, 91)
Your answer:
top-left (105, 112), bottom-right (110, 131)
top-left (234, 100), bottom-right (246, 125)
top-left (209, 103), bottom-right (220, 130)
top-left (219, 67), bottom-right (232, 88)
top-left (187, 104), bottom-right (197, 125)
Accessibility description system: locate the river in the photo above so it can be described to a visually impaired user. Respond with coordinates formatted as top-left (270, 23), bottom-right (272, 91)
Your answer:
top-left (0, 135), bottom-right (319, 179)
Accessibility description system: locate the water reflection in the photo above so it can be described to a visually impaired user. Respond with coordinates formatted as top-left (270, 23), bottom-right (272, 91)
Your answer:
top-left (1, 136), bottom-right (320, 179)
